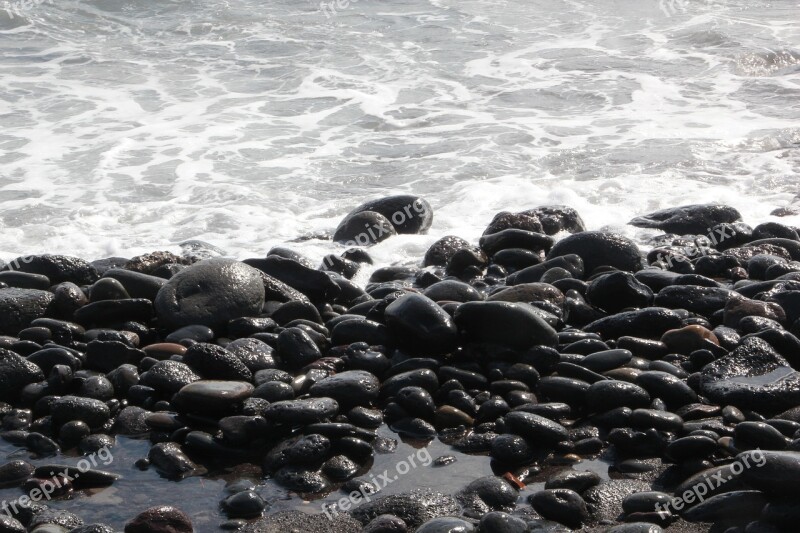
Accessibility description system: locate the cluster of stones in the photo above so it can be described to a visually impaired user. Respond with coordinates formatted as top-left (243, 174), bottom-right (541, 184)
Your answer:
top-left (0, 198), bottom-right (799, 532)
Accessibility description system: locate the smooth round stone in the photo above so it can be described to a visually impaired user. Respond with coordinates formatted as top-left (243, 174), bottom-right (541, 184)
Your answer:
top-left (544, 469), bottom-right (601, 493)
top-left (490, 434), bottom-right (537, 466)
top-left (363, 514), bottom-right (408, 533)
top-left (263, 397), bottom-right (339, 425)
top-left (584, 307), bottom-right (684, 340)
top-left (0, 348), bottom-right (45, 402)
top-left (277, 327), bottom-right (322, 369)
top-left (538, 376), bottom-right (590, 407)
top-left (322, 454), bottom-right (358, 481)
top-left (477, 512), bottom-right (526, 533)
top-left (172, 381), bottom-right (254, 417)
top-left (586, 380), bottom-right (650, 412)
top-left (384, 294), bottom-right (458, 355)
top-left (154, 258), bottom-right (265, 329)
top-left (308, 370), bottom-right (379, 408)
top-left (628, 409), bottom-right (683, 432)
top-left (621, 491), bottom-right (672, 514)
top-left (0, 459), bottom-right (34, 487)
top-left (392, 417), bottom-right (436, 439)
top-left (737, 450), bottom-right (800, 494)
top-left (586, 272), bottom-right (653, 313)
top-left (502, 411), bottom-right (568, 446)
top-left (222, 490), bottom-right (266, 519)
top-left (683, 490), bottom-right (767, 523)
top-left (274, 465), bottom-right (329, 493)
top-left (124, 505), bottom-right (193, 533)
top-left (381, 369), bottom-right (439, 399)
top-left (0, 288), bottom-right (55, 336)
top-left (222, 338), bottom-right (276, 372)
top-left (253, 381), bottom-right (295, 402)
top-left (635, 371), bottom-right (698, 409)
top-left (547, 231), bottom-right (642, 274)
top-left (415, 517), bottom-right (474, 533)
top-left (579, 349), bottom-right (633, 373)
top-left (453, 301), bottom-right (558, 349)
top-left (183, 343), bottom-right (252, 382)
top-left (665, 435), bottom-right (718, 462)
top-left (50, 396), bottom-right (110, 429)
top-left (424, 281), bottom-right (484, 303)
top-left (734, 421), bottom-right (788, 450)
top-left (529, 488), bottom-right (589, 529)
top-left (147, 442), bottom-right (204, 479)
top-left (139, 360), bottom-right (200, 394)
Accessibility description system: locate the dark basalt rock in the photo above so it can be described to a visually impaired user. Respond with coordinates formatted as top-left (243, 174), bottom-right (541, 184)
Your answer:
top-left (0, 288), bottom-right (54, 335)
top-left (483, 211), bottom-right (543, 236)
top-left (103, 268), bottom-right (166, 301)
top-left (700, 337), bottom-right (800, 412)
top-left (384, 294), bottom-right (458, 355)
top-left (124, 505), bottom-right (193, 533)
top-left (584, 307), bottom-right (684, 340)
top-left (423, 280), bottom-right (484, 303)
top-left (456, 476), bottom-right (519, 517)
top-left (586, 271), bottom-right (653, 313)
top-left (629, 204), bottom-right (742, 234)
top-left (74, 298), bottom-right (154, 326)
top-left (1, 254), bottom-right (99, 285)
top-left (154, 258), bottom-right (264, 329)
top-left (529, 488), bottom-right (590, 529)
top-left (139, 360), bottom-right (200, 395)
top-left (454, 301), bottom-right (558, 349)
top-left (50, 396), bottom-right (110, 429)
top-left (264, 397), bottom-right (339, 424)
top-left (0, 348), bottom-right (45, 402)
top-left (521, 205), bottom-right (586, 235)
top-left (172, 381), bottom-right (254, 418)
top-left (547, 231), bottom-right (643, 274)
top-left (682, 490), bottom-right (767, 523)
top-left (308, 370), bottom-right (379, 408)
top-left (423, 236), bottom-right (472, 267)
top-left (334, 211), bottom-right (396, 245)
top-left (479, 229), bottom-right (554, 256)
top-left (345, 195), bottom-right (433, 235)
top-left (654, 285), bottom-right (742, 317)
top-left (242, 510), bottom-right (361, 532)
top-left (182, 343), bottom-right (252, 381)
top-left (245, 255), bottom-right (340, 303)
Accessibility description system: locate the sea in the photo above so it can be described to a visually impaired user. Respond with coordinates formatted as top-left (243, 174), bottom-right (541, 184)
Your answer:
top-left (1, 0), bottom-right (799, 272)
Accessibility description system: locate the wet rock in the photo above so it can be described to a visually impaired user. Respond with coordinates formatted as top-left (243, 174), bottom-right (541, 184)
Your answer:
top-left (490, 433), bottom-right (537, 465)
top-left (479, 229), bottom-right (554, 256)
top-left (384, 294), bottom-right (458, 355)
top-left (103, 268), bottom-right (166, 301)
top-left (0, 460), bottom-right (34, 488)
top-left (363, 514), bottom-right (408, 533)
top-left (222, 490), bottom-right (267, 519)
top-left (586, 272), bottom-right (653, 313)
top-left (346, 195), bottom-right (433, 235)
top-left (74, 299), bottom-right (154, 327)
top-left (277, 327), bottom-right (322, 369)
top-left (264, 397), bottom-right (339, 425)
top-left (545, 469), bottom-right (601, 493)
top-left (0, 348), bottom-right (45, 402)
top-left (700, 337), bottom-right (800, 412)
top-left (737, 450), bottom-right (800, 494)
top-left (478, 512), bottom-right (527, 533)
top-left (183, 343), bottom-right (252, 381)
top-left (29, 509), bottom-right (83, 530)
top-left (503, 411), bottom-right (568, 446)
top-left (724, 298), bottom-right (786, 328)
top-left (334, 211), bottom-right (396, 245)
top-left (522, 205), bottom-right (586, 235)
top-left (484, 211), bottom-right (543, 235)
top-left (423, 281), bottom-right (484, 303)
top-left (547, 231), bottom-right (643, 274)
top-left (635, 371), bottom-right (698, 409)
top-left (653, 285), bottom-right (741, 317)
top-left (455, 476), bottom-right (518, 517)
top-left (629, 204), bottom-right (741, 234)
top-left (583, 479), bottom-right (650, 522)
top-left (2, 255), bottom-right (98, 285)
top-left (0, 288), bottom-right (54, 335)
top-left (0, 515), bottom-right (24, 533)
top-left (584, 308), bottom-right (684, 340)
top-left (139, 360), bottom-right (200, 395)
top-left (273, 465), bottom-right (330, 493)
top-left (309, 371), bottom-right (379, 409)
top-left (415, 517), bottom-right (475, 532)
top-left (424, 236), bottom-right (473, 267)
top-left (454, 301), bottom-right (557, 349)
top-left (114, 406), bottom-right (150, 435)
top-left (124, 506), bottom-right (193, 533)
top-left (154, 258), bottom-right (265, 329)
top-left (50, 396), bottom-right (110, 429)
top-left (529, 489), bottom-right (589, 529)
top-left (172, 381), bottom-right (254, 418)
top-left (147, 442), bottom-right (205, 479)
top-left (586, 380), bottom-right (650, 412)
top-left (225, 338), bottom-right (277, 372)
top-left (682, 490), bottom-right (766, 523)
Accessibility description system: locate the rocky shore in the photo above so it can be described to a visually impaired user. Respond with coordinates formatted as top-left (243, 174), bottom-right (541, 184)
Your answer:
top-left (1, 197), bottom-right (800, 532)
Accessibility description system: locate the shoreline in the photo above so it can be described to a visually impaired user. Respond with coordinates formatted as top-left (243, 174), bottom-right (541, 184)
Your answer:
top-left (0, 197), bottom-right (799, 531)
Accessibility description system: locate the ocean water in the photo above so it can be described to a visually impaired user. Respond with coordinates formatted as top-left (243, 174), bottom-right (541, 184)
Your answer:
top-left (1, 0), bottom-right (799, 271)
